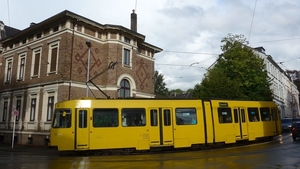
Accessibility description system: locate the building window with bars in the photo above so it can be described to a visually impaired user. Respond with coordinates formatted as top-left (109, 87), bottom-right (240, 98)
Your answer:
top-left (5, 59), bottom-right (12, 83)
top-left (47, 96), bottom-right (54, 121)
top-left (2, 101), bottom-right (8, 121)
top-left (30, 98), bottom-right (36, 121)
top-left (18, 55), bottom-right (26, 80)
top-left (16, 99), bottom-right (21, 121)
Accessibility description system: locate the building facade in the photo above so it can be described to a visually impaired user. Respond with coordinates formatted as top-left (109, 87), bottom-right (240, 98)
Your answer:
top-left (254, 47), bottom-right (299, 119)
top-left (0, 10), bottom-right (162, 146)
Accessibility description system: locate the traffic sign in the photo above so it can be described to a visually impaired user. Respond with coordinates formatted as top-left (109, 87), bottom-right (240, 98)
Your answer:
top-left (13, 110), bottom-right (19, 116)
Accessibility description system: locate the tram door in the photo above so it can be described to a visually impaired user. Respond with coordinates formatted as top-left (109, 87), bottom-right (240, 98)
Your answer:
top-left (271, 108), bottom-right (280, 134)
top-left (149, 108), bottom-right (174, 146)
top-left (75, 109), bottom-right (89, 149)
top-left (233, 108), bottom-right (248, 140)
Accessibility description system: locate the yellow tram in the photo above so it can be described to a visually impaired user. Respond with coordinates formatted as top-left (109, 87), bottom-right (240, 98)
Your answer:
top-left (50, 98), bottom-right (281, 151)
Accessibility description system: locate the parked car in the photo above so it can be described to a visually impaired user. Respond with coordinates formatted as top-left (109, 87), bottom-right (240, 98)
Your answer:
top-left (292, 121), bottom-right (300, 141)
top-left (292, 118), bottom-right (300, 122)
top-left (281, 118), bottom-right (292, 131)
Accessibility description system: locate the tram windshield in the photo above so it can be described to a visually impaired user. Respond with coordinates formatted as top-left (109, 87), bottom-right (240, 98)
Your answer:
top-left (52, 109), bottom-right (71, 128)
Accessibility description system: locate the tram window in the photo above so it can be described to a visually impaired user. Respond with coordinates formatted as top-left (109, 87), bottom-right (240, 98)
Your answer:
top-left (52, 109), bottom-right (71, 128)
top-left (122, 108), bottom-right (146, 126)
top-left (175, 108), bottom-right (197, 125)
top-left (218, 107), bottom-right (232, 123)
top-left (93, 109), bottom-right (118, 127)
top-left (241, 109), bottom-right (245, 122)
top-left (260, 108), bottom-right (271, 121)
top-left (234, 109), bottom-right (238, 123)
top-left (164, 109), bottom-right (171, 126)
top-left (248, 108), bottom-right (260, 122)
top-left (79, 110), bottom-right (87, 128)
top-left (150, 109), bottom-right (158, 126)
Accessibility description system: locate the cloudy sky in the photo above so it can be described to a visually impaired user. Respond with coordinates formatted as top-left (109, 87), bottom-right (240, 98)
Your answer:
top-left (1, 0), bottom-right (299, 91)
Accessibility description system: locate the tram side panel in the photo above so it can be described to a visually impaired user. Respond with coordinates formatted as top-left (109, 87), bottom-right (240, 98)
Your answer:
top-left (210, 101), bottom-right (237, 144)
top-left (259, 105), bottom-right (276, 137)
top-left (89, 106), bottom-right (150, 151)
top-left (246, 102), bottom-right (276, 141)
top-left (173, 104), bottom-right (206, 148)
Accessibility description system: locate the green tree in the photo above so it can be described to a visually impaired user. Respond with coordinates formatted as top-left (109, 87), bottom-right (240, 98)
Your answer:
top-left (194, 34), bottom-right (273, 101)
top-left (186, 88), bottom-right (194, 94)
top-left (193, 68), bottom-right (242, 99)
top-left (170, 89), bottom-right (184, 94)
top-left (154, 70), bottom-right (169, 96)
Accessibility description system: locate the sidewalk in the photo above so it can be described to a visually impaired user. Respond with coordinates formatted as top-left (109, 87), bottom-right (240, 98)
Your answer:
top-left (0, 143), bottom-right (59, 155)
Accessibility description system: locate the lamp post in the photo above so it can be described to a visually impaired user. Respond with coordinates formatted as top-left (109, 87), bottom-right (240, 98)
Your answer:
top-left (86, 40), bottom-right (91, 97)
top-left (189, 62), bottom-right (206, 69)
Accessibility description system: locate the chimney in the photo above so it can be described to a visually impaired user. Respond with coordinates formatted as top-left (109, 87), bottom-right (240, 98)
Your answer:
top-left (30, 22), bottom-right (36, 27)
top-left (131, 10), bottom-right (137, 32)
top-left (0, 21), bottom-right (5, 40)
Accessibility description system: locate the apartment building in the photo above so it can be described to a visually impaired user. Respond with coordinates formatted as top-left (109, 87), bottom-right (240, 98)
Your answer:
top-left (254, 47), bottom-right (299, 119)
top-left (0, 10), bottom-right (162, 146)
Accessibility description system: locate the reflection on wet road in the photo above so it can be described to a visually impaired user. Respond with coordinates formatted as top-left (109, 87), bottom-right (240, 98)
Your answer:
top-left (0, 132), bottom-right (299, 169)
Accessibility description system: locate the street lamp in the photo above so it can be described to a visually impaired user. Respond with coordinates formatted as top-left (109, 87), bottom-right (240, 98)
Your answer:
top-left (86, 40), bottom-right (91, 97)
top-left (189, 62), bottom-right (206, 69)
top-left (190, 62), bottom-right (200, 66)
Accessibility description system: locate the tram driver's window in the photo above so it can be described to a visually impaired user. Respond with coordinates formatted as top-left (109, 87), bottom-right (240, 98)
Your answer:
top-left (260, 108), bottom-right (271, 121)
top-left (52, 109), bottom-right (71, 128)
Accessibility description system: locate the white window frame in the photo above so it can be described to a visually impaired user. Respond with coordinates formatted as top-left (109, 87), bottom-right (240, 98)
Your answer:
top-left (29, 98), bottom-right (37, 121)
top-left (2, 100), bottom-right (8, 122)
top-left (17, 53), bottom-right (26, 81)
top-left (11, 95), bottom-right (23, 122)
top-left (4, 57), bottom-right (13, 84)
top-left (41, 87), bottom-right (57, 123)
top-left (46, 96), bottom-right (54, 121)
top-left (123, 48), bottom-right (132, 67)
top-left (119, 79), bottom-right (131, 98)
top-left (26, 93), bottom-right (39, 122)
top-left (47, 42), bottom-right (59, 74)
top-left (31, 48), bottom-right (42, 78)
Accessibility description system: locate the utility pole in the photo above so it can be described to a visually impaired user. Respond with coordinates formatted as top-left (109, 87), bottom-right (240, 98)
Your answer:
top-left (86, 40), bottom-right (91, 97)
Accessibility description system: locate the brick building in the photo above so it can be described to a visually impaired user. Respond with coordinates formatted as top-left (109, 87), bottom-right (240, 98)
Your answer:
top-left (0, 10), bottom-right (162, 146)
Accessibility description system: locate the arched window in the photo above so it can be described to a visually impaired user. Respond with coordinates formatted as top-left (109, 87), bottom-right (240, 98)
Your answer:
top-left (119, 79), bottom-right (130, 98)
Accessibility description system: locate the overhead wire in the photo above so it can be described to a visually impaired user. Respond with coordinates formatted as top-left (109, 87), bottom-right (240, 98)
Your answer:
top-left (248, 0), bottom-right (257, 43)
top-left (161, 50), bottom-right (219, 56)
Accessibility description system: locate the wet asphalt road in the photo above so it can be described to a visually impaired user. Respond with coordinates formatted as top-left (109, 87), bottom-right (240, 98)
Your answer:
top-left (0, 132), bottom-right (299, 169)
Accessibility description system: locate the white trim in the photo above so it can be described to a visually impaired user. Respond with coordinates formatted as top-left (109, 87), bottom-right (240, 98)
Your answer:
top-left (47, 41), bottom-right (60, 74)
top-left (122, 47), bottom-right (132, 68)
top-left (16, 52), bottom-right (26, 81)
top-left (4, 57), bottom-right (13, 84)
top-left (30, 47), bottom-right (42, 78)
top-left (117, 74), bottom-right (137, 97)
top-left (135, 92), bottom-right (155, 98)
